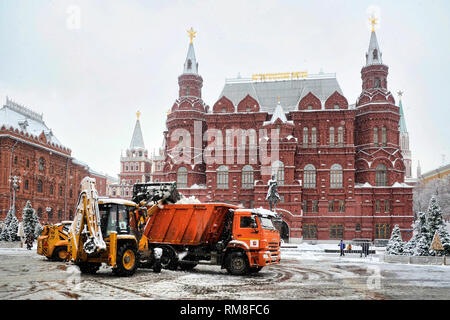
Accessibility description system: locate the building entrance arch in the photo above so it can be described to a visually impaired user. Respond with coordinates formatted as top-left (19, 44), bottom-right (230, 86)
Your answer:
top-left (272, 208), bottom-right (291, 243)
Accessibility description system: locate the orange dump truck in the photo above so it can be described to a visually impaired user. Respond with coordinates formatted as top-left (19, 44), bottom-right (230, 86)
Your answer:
top-left (141, 203), bottom-right (281, 275)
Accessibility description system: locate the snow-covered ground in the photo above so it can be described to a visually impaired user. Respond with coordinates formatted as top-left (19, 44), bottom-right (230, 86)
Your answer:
top-left (0, 244), bottom-right (449, 300)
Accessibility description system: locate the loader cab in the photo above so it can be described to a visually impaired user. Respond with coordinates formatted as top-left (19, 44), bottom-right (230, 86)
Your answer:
top-left (98, 199), bottom-right (137, 239)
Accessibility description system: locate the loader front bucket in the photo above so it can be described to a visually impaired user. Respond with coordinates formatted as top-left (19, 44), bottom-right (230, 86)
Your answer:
top-left (132, 182), bottom-right (181, 204)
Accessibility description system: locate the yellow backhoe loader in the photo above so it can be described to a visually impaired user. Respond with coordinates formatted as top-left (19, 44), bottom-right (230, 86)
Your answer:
top-left (67, 177), bottom-right (178, 276)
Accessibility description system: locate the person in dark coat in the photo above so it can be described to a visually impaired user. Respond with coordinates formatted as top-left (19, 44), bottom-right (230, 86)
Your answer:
top-left (339, 240), bottom-right (345, 256)
top-left (25, 233), bottom-right (34, 250)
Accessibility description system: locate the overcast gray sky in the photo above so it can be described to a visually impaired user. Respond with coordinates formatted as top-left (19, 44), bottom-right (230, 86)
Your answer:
top-left (1, 0), bottom-right (449, 178)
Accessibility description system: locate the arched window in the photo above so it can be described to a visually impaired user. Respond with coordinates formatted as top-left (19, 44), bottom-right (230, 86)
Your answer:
top-left (330, 164), bottom-right (343, 188)
top-left (376, 164), bottom-right (388, 186)
top-left (304, 164), bottom-right (316, 189)
top-left (187, 59), bottom-right (192, 70)
top-left (177, 167), bottom-right (188, 188)
top-left (58, 210), bottom-right (63, 221)
top-left (303, 127), bottom-right (308, 148)
top-left (375, 78), bottom-right (381, 88)
top-left (374, 127), bottom-right (378, 145)
top-left (37, 179), bottom-right (43, 193)
top-left (311, 127), bottom-right (317, 147)
top-left (381, 126), bottom-right (387, 147)
top-left (337, 127), bottom-right (344, 146)
top-left (272, 160), bottom-right (284, 185)
top-left (217, 165), bottom-right (229, 189)
top-left (242, 165), bottom-right (254, 189)
top-left (329, 127), bottom-right (335, 146)
top-left (38, 158), bottom-right (45, 171)
top-left (37, 208), bottom-right (43, 218)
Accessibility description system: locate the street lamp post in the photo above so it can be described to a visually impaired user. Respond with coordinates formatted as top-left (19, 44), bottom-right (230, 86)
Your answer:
top-left (9, 175), bottom-right (21, 212)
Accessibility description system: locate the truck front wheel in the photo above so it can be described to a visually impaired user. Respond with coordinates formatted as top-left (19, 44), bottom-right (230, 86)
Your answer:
top-left (226, 251), bottom-right (249, 275)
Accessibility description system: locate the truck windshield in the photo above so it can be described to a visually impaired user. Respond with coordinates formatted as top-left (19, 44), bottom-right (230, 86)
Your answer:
top-left (257, 216), bottom-right (276, 230)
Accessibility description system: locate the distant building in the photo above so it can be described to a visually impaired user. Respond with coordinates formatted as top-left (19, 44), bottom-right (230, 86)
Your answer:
top-left (419, 163), bottom-right (450, 185)
top-left (108, 111), bottom-right (152, 199)
top-left (0, 97), bottom-right (107, 224)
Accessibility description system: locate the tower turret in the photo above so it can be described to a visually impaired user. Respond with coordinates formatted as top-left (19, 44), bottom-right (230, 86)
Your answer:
top-left (354, 18), bottom-right (404, 186)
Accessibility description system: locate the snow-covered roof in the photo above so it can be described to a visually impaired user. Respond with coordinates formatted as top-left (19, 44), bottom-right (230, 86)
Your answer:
top-left (0, 97), bottom-right (65, 148)
top-left (183, 42), bottom-right (199, 75)
top-left (264, 101), bottom-right (289, 125)
top-left (365, 31), bottom-right (383, 66)
top-left (219, 74), bottom-right (343, 114)
top-left (129, 119), bottom-right (146, 150)
top-left (98, 198), bottom-right (137, 206)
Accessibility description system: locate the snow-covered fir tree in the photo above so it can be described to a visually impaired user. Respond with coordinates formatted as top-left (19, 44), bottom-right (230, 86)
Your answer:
top-left (425, 196), bottom-right (450, 256)
top-left (413, 211), bottom-right (431, 256)
top-left (386, 224), bottom-right (404, 255)
top-left (22, 201), bottom-right (39, 237)
top-left (403, 218), bottom-right (420, 255)
top-left (0, 208), bottom-right (20, 241)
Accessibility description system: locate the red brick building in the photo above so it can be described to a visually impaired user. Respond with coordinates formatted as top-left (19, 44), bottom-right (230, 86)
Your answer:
top-left (153, 28), bottom-right (414, 243)
top-left (0, 97), bottom-right (107, 225)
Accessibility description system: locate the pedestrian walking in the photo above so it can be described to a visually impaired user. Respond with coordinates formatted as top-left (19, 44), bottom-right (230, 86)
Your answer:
top-left (339, 239), bottom-right (345, 256)
top-left (25, 233), bottom-right (34, 250)
top-left (365, 242), bottom-right (370, 257)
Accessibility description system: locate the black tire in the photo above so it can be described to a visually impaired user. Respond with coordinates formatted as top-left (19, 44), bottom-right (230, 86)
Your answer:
top-left (226, 251), bottom-right (249, 275)
top-left (249, 266), bottom-right (263, 273)
top-left (153, 259), bottom-right (162, 273)
top-left (160, 246), bottom-right (179, 270)
top-left (52, 246), bottom-right (68, 262)
top-left (179, 260), bottom-right (198, 271)
top-left (78, 262), bottom-right (101, 274)
top-left (114, 244), bottom-right (138, 277)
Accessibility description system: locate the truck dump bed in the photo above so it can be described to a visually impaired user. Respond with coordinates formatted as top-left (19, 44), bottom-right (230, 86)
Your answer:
top-left (143, 203), bottom-right (239, 246)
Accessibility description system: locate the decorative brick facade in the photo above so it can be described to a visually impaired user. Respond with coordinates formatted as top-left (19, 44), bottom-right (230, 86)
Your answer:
top-left (152, 29), bottom-right (414, 242)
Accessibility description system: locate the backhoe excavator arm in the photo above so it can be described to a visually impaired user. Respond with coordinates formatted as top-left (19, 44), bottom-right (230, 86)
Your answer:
top-left (68, 177), bottom-right (106, 262)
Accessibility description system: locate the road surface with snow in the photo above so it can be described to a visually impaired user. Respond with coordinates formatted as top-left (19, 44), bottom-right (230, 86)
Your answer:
top-left (0, 245), bottom-right (449, 300)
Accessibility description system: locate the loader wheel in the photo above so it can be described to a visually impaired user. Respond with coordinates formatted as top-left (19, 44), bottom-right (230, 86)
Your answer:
top-left (226, 251), bottom-right (249, 276)
top-left (78, 262), bottom-right (101, 275)
top-left (115, 244), bottom-right (138, 276)
top-left (160, 246), bottom-right (178, 270)
top-left (52, 246), bottom-right (68, 262)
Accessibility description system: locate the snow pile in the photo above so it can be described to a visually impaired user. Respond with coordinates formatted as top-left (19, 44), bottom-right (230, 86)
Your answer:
top-left (176, 195), bottom-right (201, 204)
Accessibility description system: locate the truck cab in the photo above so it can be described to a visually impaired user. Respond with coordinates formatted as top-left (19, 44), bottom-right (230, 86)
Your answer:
top-left (225, 208), bottom-right (281, 275)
